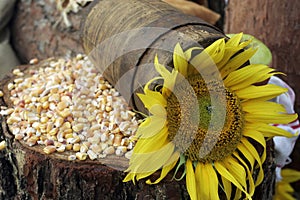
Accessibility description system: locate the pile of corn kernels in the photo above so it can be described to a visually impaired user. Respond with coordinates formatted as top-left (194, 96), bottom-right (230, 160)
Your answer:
top-left (0, 55), bottom-right (139, 161)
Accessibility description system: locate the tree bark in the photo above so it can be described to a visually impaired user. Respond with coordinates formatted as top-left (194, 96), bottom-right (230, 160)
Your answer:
top-left (225, 0), bottom-right (300, 115)
top-left (225, 0), bottom-right (300, 197)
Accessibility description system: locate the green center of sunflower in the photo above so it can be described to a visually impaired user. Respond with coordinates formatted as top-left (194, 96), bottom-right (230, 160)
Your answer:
top-left (166, 75), bottom-right (244, 163)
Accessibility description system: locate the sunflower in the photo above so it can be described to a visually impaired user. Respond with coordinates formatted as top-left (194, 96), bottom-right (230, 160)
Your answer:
top-left (123, 33), bottom-right (298, 199)
top-left (274, 169), bottom-right (300, 200)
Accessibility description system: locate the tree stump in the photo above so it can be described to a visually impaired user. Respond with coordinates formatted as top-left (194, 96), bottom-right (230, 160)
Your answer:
top-left (0, 61), bottom-right (191, 200)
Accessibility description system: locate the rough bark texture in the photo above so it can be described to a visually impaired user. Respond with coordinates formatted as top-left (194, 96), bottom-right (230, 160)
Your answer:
top-left (10, 0), bottom-right (86, 63)
top-left (225, 0), bottom-right (300, 115)
top-left (225, 0), bottom-right (300, 197)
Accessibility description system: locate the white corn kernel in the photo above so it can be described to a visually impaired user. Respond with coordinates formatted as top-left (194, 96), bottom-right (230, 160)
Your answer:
top-left (7, 83), bottom-right (15, 90)
top-left (87, 150), bottom-right (97, 160)
top-left (56, 145), bottom-right (66, 153)
top-left (103, 146), bottom-right (115, 155)
top-left (115, 146), bottom-right (127, 156)
top-left (72, 123), bottom-right (84, 132)
top-left (125, 150), bottom-right (133, 160)
top-left (4, 54), bottom-right (139, 162)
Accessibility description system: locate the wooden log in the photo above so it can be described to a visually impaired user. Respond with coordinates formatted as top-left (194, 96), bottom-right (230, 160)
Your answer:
top-left (81, 0), bottom-right (225, 113)
top-left (10, 0), bottom-right (86, 63)
top-left (10, 0), bottom-right (220, 64)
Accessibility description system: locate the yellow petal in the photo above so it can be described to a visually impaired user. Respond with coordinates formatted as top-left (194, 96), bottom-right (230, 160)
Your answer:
top-left (240, 138), bottom-right (264, 186)
top-left (235, 84), bottom-right (287, 100)
top-left (135, 116), bottom-right (167, 139)
top-left (136, 171), bottom-right (157, 181)
top-left (206, 163), bottom-right (219, 200)
top-left (223, 157), bottom-right (247, 192)
top-left (234, 189), bottom-right (242, 200)
top-left (216, 46), bottom-right (241, 70)
top-left (217, 33), bottom-right (251, 70)
top-left (238, 39), bottom-right (252, 49)
top-left (123, 172), bottom-right (136, 183)
top-left (154, 55), bottom-right (178, 96)
top-left (245, 112), bottom-right (298, 125)
top-left (245, 122), bottom-right (296, 138)
top-left (186, 159), bottom-right (197, 200)
top-left (275, 182), bottom-right (295, 200)
top-left (143, 80), bottom-right (167, 106)
top-left (154, 54), bottom-right (170, 78)
top-left (204, 39), bottom-right (226, 64)
top-left (134, 125), bottom-right (168, 153)
top-left (189, 51), bottom-right (215, 76)
top-left (173, 43), bottom-right (188, 76)
top-left (196, 162), bottom-right (220, 200)
top-left (143, 76), bottom-right (161, 93)
top-left (281, 169), bottom-right (300, 183)
top-left (129, 142), bottom-right (175, 174)
top-left (149, 104), bottom-right (167, 117)
top-left (233, 152), bottom-right (255, 196)
top-left (137, 93), bottom-right (166, 115)
top-left (146, 151), bottom-right (180, 184)
top-left (214, 162), bottom-right (252, 199)
top-left (189, 39), bottom-right (225, 75)
top-left (196, 163), bottom-right (210, 199)
top-left (242, 100), bottom-right (286, 114)
top-left (226, 32), bottom-right (243, 47)
top-left (223, 64), bottom-right (277, 90)
top-left (278, 182), bottom-right (294, 193)
top-left (221, 176), bottom-right (232, 200)
top-left (220, 48), bottom-right (257, 78)
top-left (236, 144), bottom-right (255, 171)
top-left (243, 129), bottom-right (266, 163)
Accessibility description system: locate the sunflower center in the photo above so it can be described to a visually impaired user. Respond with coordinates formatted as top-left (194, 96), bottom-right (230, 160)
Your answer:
top-left (166, 75), bottom-right (244, 163)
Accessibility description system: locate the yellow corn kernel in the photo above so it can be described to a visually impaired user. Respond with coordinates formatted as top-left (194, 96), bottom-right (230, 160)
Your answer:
top-left (43, 146), bottom-right (56, 154)
top-left (76, 152), bottom-right (87, 161)
top-left (73, 143), bottom-right (80, 152)
top-left (0, 140), bottom-right (7, 151)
